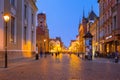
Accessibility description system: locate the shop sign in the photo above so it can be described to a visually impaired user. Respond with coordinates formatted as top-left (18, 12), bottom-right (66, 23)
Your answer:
top-left (106, 35), bottom-right (112, 40)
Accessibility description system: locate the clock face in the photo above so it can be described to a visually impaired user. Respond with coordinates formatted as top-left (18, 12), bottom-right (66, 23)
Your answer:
top-left (39, 18), bottom-right (44, 22)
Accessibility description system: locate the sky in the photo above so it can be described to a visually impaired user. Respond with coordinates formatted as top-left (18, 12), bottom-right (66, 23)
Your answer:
top-left (36, 0), bottom-right (99, 47)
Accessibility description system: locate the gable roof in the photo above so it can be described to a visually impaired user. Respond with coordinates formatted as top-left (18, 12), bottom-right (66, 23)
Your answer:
top-left (88, 10), bottom-right (97, 20)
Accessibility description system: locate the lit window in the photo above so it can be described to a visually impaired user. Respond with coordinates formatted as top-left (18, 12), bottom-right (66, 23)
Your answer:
top-left (32, 13), bottom-right (34, 24)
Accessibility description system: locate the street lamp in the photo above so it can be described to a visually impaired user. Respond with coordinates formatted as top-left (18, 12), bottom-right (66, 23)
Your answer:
top-left (3, 14), bottom-right (10, 68)
top-left (44, 39), bottom-right (46, 53)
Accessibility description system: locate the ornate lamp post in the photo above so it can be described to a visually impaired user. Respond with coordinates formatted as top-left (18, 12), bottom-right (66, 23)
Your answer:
top-left (83, 32), bottom-right (93, 60)
top-left (44, 39), bottom-right (46, 53)
top-left (3, 14), bottom-right (10, 68)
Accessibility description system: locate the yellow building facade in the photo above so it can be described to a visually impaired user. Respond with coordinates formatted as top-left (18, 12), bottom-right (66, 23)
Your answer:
top-left (49, 37), bottom-right (63, 53)
top-left (0, 0), bottom-right (37, 59)
top-left (78, 24), bottom-right (85, 53)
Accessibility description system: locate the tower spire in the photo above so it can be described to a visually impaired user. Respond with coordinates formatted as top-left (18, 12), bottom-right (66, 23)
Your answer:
top-left (79, 17), bottom-right (81, 24)
top-left (83, 8), bottom-right (85, 19)
top-left (91, 5), bottom-right (93, 11)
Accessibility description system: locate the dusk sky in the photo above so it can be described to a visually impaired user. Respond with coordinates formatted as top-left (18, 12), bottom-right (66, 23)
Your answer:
top-left (36, 0), bottom-right (99, 47)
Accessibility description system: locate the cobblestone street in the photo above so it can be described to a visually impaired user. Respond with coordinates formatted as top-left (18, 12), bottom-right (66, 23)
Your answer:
top-left (0, 53), bottom-right (120, 80)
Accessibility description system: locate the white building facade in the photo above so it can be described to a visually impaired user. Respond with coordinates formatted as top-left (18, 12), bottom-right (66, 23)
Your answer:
top-left (0, 0), bottom-right (37, 59)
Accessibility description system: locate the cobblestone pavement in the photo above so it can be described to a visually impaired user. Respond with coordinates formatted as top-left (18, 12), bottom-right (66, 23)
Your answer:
top-left (0, 53), bottom-right (120, 80)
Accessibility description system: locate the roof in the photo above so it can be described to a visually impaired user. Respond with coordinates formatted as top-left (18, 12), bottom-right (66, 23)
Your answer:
top-left (88, 10), bottom-right (97, 20)
top-left (50, 37), bottom-right (62, 41)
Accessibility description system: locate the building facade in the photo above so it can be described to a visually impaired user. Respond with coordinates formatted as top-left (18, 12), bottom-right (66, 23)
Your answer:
top-left (78, 17), bottom-right (88, 53)
top-left (88, 10), bottom-right (99, 55)
top-left (78, 10), bottom-right (98, 55)
top-left (69, 40), bottom-right (80, 53)
top-left (0, 0), bottom-right (37, 59)
top-left (36, 13), bottom-right (49, 53)
top-left (98, 0), bottom-right (120, 53)
top-left (49, 37), bottom-right (63, 53)
top-left (89, 18), bottom-right (99, 54)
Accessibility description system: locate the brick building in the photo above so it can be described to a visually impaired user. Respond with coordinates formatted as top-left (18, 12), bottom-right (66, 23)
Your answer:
top-left (98, 0), bottom-right (120, 53)
top-left (36, 13), bottom-right (49, 53)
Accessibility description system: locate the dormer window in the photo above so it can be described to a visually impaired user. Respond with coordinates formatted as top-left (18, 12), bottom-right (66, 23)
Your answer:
top-left (89, 20), bottom-right (94, 23)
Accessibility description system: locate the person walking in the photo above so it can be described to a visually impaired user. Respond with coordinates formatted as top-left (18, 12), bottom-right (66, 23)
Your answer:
top-left (85, 46), bottom-right (89, 59)
top-left (36, 45), bottom-right (39, 60)
top-left (115, 50), bottom-right (119, 63)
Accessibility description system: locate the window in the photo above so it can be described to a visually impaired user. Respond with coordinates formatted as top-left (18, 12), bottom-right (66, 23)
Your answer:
top-left (10, 0), bottom-right (15, 7)
top-left (110, 24), bottom-right (112, 34)
top-left (24, 4), bottom-right (27, 19)
top-left (110, 9), bottom-right (111, 16)
top-left (108, 25), bottom-right (110, 34)
top-left (11, 16), bottom-right (15, 42)
top-left (108, 26), bottom-right (110, 34)
top-left (111, 23), bottom-right (113, 30)
top-left (106, 26), bottom-right (107, 35)
top-left (103, 2), bottom-right (104, 12)
top-left (113, 16), bottom-right (117, 30)
top-left (31, 31), bottom-right (34, 44)
top-left (24, 27), bottom-right (27, 44)
top-left (116, 0), bottom-right (118, 4)
top-left (32, 13), bottom-right (34, 24)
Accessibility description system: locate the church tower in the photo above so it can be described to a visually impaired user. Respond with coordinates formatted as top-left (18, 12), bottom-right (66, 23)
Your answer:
top-left (36, 13), bottom-right (49, 53)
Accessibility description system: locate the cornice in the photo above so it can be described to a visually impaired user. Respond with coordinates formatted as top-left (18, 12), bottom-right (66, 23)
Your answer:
top-left (29, 0), bottom-right (38, 11)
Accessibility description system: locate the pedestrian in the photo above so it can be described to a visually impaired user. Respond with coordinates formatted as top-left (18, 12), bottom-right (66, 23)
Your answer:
top-left (88, 51), bottom-right (92, 60)
top-left (40, 48), bottom-right (43, 58)
top-left (85, 46), bottom-right (89, 60)
top-left (35, 45), bottom-right (39, 60)
top-left (40, 51), bottom-right (43, 57)
top-left (115, 50), bottom-right (119, 63)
